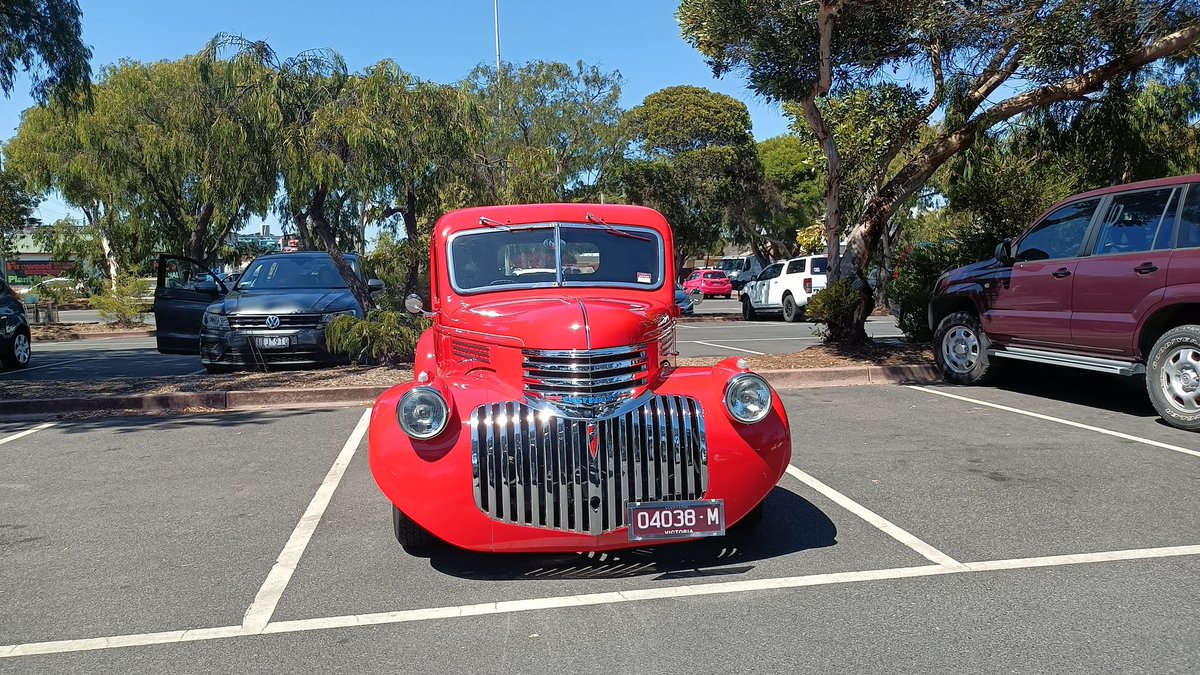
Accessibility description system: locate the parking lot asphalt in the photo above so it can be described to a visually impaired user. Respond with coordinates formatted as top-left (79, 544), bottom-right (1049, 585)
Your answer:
top-left (7, 314), bottom-right (904, 384)
top-left (1, 371), bottom-right (1196, 673)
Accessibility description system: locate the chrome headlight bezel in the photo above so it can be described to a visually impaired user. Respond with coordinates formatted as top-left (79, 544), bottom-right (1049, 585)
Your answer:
top-left (397, 387), bottom-right (450, 440)
top-left (202, 310), bottom-right (229, 330)
top-left (724, 373), bottom-right (772, 424)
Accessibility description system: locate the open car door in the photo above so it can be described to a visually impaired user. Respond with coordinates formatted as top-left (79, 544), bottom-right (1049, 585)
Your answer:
top-left (153, 255), bottom-right (226, 355)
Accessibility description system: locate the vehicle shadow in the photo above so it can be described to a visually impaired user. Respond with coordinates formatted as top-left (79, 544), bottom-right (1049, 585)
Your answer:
top-left (990, 360), bottom-right (1156, 418)
top-left (419, 486), bottom-right (836, 582)
top-left (0, 407), bottom-right (350, 435)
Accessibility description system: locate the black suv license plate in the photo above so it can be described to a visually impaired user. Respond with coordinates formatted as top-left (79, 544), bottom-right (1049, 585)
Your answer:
top-left (627, 500), bottom-right (725, 541)
top-left (255, 336), bottom-right (293, 349)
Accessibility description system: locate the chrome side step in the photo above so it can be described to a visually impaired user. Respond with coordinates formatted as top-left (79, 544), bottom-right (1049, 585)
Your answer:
top-left (988, 347), bottom-right (1146, 376)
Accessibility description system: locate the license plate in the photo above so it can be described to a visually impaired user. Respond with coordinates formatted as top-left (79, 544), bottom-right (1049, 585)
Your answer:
top-left (627, 500), bottom-right (725, 541)
top-left (254, 336), bottom-right (293, 349)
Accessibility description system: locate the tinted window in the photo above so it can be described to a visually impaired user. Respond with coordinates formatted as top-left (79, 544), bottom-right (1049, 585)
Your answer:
top-left (810, 257), bottom-right (828, 274)
top-left (785, 259), bottom-right (805, 274)
top-left (163, 258), bottom-right (213, 291)
top-left (759, 263), bottom-right (782, 281)
top-left (702, 271), bottom-right (726, 279)
top-left (1015, 199), bottom-right (1098, 262)
top-left (1178, 184), bottom-right (1200, 249)
top-left (236, 256), bottom-right (359, 290)
top-left (1092, 188), bottom-right (1176, 256)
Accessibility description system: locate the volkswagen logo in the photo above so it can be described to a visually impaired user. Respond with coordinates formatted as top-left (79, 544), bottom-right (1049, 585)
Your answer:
top-left (264, 315), bottom-right (281, 329)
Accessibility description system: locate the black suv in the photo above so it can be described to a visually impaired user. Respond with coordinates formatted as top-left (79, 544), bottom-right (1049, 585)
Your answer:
top-left (1, 280), bottom-right (31, 369)
top-left (152, 252), bottom-right (382, 373)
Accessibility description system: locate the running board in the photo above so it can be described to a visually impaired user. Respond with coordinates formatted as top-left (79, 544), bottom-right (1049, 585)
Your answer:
top-left (988, 347), bottom-right (1146, 376)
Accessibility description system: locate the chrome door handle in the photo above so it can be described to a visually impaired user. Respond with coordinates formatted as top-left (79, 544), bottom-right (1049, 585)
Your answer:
top-left (1051, 268), bottom-right (1072, 279)
top-left (1133, 263), bottom-right (1159, 275)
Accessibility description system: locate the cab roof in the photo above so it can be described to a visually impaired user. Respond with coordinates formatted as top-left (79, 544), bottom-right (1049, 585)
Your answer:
top-left (434, 203), bottom-right (671, 238)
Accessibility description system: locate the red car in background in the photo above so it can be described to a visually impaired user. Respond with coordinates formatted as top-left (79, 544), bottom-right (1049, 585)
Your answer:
top-left (683, 269), bottom-right (734, 299)
top-left (369, 204), bottom-right (791, 553)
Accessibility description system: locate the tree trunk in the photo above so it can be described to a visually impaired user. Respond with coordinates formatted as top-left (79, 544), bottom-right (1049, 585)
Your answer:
top-left (307, 185), bottom-right (375, 312)
top-left (292, 208), bottom-right (312, 251)
top-left (97, 221), bottom-right (120, 293)
top-left (402, 183), bottom-right (420, 297)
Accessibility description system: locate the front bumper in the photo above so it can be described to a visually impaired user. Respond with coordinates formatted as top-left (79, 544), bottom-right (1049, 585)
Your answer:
top-left (200, 327), bottom-right (349, 368)
top-left (369, 362), bottom-right (791, 553)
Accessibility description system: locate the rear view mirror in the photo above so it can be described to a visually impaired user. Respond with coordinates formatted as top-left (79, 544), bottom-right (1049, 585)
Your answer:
top-left (195, 280), bottom-right (220, 295)
top-left (994, 239), bottom-right (1014, 265)
top-left (368, 278), bottom-right (386, 292)
top-left (687, 288), bottom-right (704, 306)
top-left (404, 293), bottom-right (424, 314)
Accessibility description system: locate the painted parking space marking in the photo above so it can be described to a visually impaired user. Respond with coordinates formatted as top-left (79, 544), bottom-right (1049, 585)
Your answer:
top-left (786, 465), bottom-right (964, 569)
top-left (241, 409), bottom-right (372, 632)
top-left (0, 356), bottom-right (101, 376)
top-left (0, 422), bottom-right (56, 446)
top-left (908, 386), bottom-right (1200, 459)
top-left (692, 341), bottom-right (766, 355)
top-left (680, 336), bottom-right (819, 344)
top-left (3, 543), bottom-right (1198, 659)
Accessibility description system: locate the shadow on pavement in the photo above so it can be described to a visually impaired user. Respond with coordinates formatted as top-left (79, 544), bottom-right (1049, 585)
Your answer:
top-left (419, 487), bottom-right (836, 582)
top-left (990, 361), bottom-right (1156, 418)
top-left (9, 407), bottom-right (345, 435)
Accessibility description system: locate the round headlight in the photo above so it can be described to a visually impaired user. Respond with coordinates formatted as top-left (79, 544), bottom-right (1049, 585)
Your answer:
top-left (397, 387), bottom-right (449, 439)
top-left (724, 373), bottom-right (772, 424)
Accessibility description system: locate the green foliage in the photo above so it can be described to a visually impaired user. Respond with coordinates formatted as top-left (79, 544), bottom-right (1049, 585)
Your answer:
top-left (0, 0), bottom-right (92, 109)
top-left (323, 310), bottom-right (427, 366)
top-left (805, 279), bottom-right (862, 343)
top-left (362, 233), bottom-right (428, 311)
top-left (89, 275), bottom-right (150, 327)
top-left (29, 281), bottom-right (75, 306)
top-left (0, 166), bottom-right (40, 260)
top-left (888, 241), bottom-right (961, 342)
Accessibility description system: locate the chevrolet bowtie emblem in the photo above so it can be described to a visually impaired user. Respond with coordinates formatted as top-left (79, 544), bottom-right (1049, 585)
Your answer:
top-left (587, 423), bottom-right (599, 458)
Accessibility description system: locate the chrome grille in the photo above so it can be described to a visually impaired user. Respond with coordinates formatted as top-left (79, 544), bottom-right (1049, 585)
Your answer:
top-left (522, 345), bottom-right (648, 398)
top-left (452, 339), bottom-right (491, 364)
top-left (228, 313), bottom-right (321, 330)
top-left (470, 395), bottom-right (707, 535)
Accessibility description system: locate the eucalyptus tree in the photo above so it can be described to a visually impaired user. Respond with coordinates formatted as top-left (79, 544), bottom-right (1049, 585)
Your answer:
top-left (0, 166), bottom-right (40, 264)
top-left (0, 0), bottom-right (91, 108)
top-left (679, 0), bottom-right (1200, 342)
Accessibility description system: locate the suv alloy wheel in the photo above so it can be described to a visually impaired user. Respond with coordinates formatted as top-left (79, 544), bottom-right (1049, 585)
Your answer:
top-left (782, 294), bottom-right (799, 323)
top-left (1, 329), bottom-right (30, 369)
top-left (934, 311), bottom-right (994, 385)
top-left (742, 296), bottom-right (757, 321)
top-left (1146, 324), bottom-right (1200, 431)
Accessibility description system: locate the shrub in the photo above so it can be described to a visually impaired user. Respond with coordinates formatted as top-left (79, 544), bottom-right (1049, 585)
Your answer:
top-left (888, 241), bottom-right (963, 342)
top-left (324, 310), bottom-right (428, 366)
top-left (89, 276), bottom-right (150, 327)
top-left (806, 278), bottom-right (863, 342)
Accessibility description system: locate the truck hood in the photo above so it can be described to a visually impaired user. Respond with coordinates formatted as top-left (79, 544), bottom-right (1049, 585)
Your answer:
top-left (217, 289), bottom-right (358, 315)
top-left (444, 296), bottom-right (673, 350)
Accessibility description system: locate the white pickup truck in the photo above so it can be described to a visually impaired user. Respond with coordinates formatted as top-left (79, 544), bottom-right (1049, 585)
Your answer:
top-left (741, 255), bottom-right (828, 322)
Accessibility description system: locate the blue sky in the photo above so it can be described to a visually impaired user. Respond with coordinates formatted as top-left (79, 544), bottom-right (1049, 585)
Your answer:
top-left (1, 0), bottom-right (792, 230)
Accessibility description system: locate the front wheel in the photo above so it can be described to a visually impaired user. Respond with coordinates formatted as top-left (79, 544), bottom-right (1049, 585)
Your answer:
top-left (1146, 324), bottom-right (1200, 432)
top-left (934, 311), bottom-right (994, 385)
top-left (0, 329), bottom-right (31, 369)
top-left (782, 294), bottom-right (799, 323)
top-left (741, 296), bottom-right (757, 321)
top-left (392, 505), bottom-right (439, 548)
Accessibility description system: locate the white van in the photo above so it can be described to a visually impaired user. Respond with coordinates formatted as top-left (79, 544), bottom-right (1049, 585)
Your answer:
top-left (716, 255), bottom-right (766, 291)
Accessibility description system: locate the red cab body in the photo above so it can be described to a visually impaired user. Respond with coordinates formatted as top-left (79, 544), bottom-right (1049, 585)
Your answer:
top-left (369, 204), bottom-right (792, 552)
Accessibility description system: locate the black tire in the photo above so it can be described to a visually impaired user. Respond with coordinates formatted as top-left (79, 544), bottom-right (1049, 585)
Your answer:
top-left (782, 294), bottom-right (799, 323)
top-left (204, 363), bottom-right (234, 375)
top-left (933, 311), bottom-right (994, 385)
top-left (1145, 324), bottom-right (1200, 432)
top-left (741, 296), bottom-right (757, 321)
top-left (722, 294), bottom-right (731, 299)
top-left (0, 328), bottom-right (31, 369)
top-left (392, 505), bottom-right (439, 548)
top-left (729, 501), bottom-right (765, 534)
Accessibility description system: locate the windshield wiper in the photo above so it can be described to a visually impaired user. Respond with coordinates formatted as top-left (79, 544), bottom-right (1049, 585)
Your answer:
top-left (479, 216), bottom-right (511, 231)
top-left (585, 212), bottom-right (653, 241)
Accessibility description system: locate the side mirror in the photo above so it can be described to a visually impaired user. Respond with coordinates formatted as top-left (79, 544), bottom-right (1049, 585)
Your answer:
top-left (368, 278), bottom-right (386, 292)
top-left (994, 239), bottom-right (1014, 265)
top-left (687, 288), bottom-right (704, 306)
top-left (404, 293), bottom-right (425, 314)
top-left (195, 280), bottom-right (220, 295)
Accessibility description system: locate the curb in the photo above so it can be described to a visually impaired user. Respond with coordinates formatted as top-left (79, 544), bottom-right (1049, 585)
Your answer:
top-left (0, 385), bottom-right (391, 417)
top-left (33, 329), bottom-right (156, 343)
top-left (760, 364), bottom-right (939, 389)
top-left (677, 313), bottom-right (743, 323)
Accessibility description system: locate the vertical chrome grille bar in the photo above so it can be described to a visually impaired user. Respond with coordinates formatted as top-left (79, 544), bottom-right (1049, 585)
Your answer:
top-left (485, 404), bottom-right (498, 518)
top-left (696, 400), bottom-right (709, 494)
top-left (514, 403), bottom-right (527, 525)
top-left (657, 398), bottom-right (669, 500)
top-left (642, 402), bottom-right (657, 500)
top-left (631, 407), bottom-right (644, 502)
top-left (500, 402), bottom-right (514, 521)
top-left (570, 420), bottom-right (583, 532)
top-left (682, 398), bottom-right (698, 498)
top-left (542, 412), bottom-right (554, 528)
top-left (618, 416), bottom-right (630, 515)
top-left (605, 417), bottom-right (618, 530)
top-left (471, 408), bottom-right (483, 512)
top-left (556, 415), bottom-right (568, 530)
top-left (669, 396), bottom-right (685, 499)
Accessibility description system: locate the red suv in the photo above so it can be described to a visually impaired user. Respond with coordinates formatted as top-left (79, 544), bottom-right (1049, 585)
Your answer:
top-left (929, 174), bottom-right (1200, 431)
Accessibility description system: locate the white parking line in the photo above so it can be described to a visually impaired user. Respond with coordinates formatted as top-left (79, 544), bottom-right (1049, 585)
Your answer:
top-left (908, 386), bottom-right (1200, 459)
top-left (785, 466), bottom-right (964, 569)
top-left (241, 409), bottom-right (372, 632)
top-left (183, 369), bottom-right (206, 376)
top-left (680, 336), bottom-right (819, 344)
top-left (692, 341), bottom-right (766, 355)
top-left (0, 356), bottom-right (100, 376)
top-left (3, 543), bottom-right (1198, 659)
top-left (0, 422), bottom-right (56, 446)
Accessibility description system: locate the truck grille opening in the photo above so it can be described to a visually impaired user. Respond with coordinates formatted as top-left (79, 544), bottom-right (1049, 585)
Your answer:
top-left (452, 339), bottom-right (491, 364)
top-left (470, 395), bottom-right (708, 535)
top-left (228, 313), bottom-right (321, 330)
top-left (522, 345), bottom-right (648, 399)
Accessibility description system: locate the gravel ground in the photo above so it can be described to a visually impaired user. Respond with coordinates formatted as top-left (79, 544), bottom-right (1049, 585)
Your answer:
top-left (678, 340), bottom-right (933, 369)
top-left (30, 322), bottom-right (153, 341)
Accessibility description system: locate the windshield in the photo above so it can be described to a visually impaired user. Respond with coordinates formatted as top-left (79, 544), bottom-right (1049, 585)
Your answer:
top-left (717, 258), bottom-right (745, 273)
top-left (236, 256), bottom-right (361, 290)
top-left (449, 223), bottom-right (663, 293)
